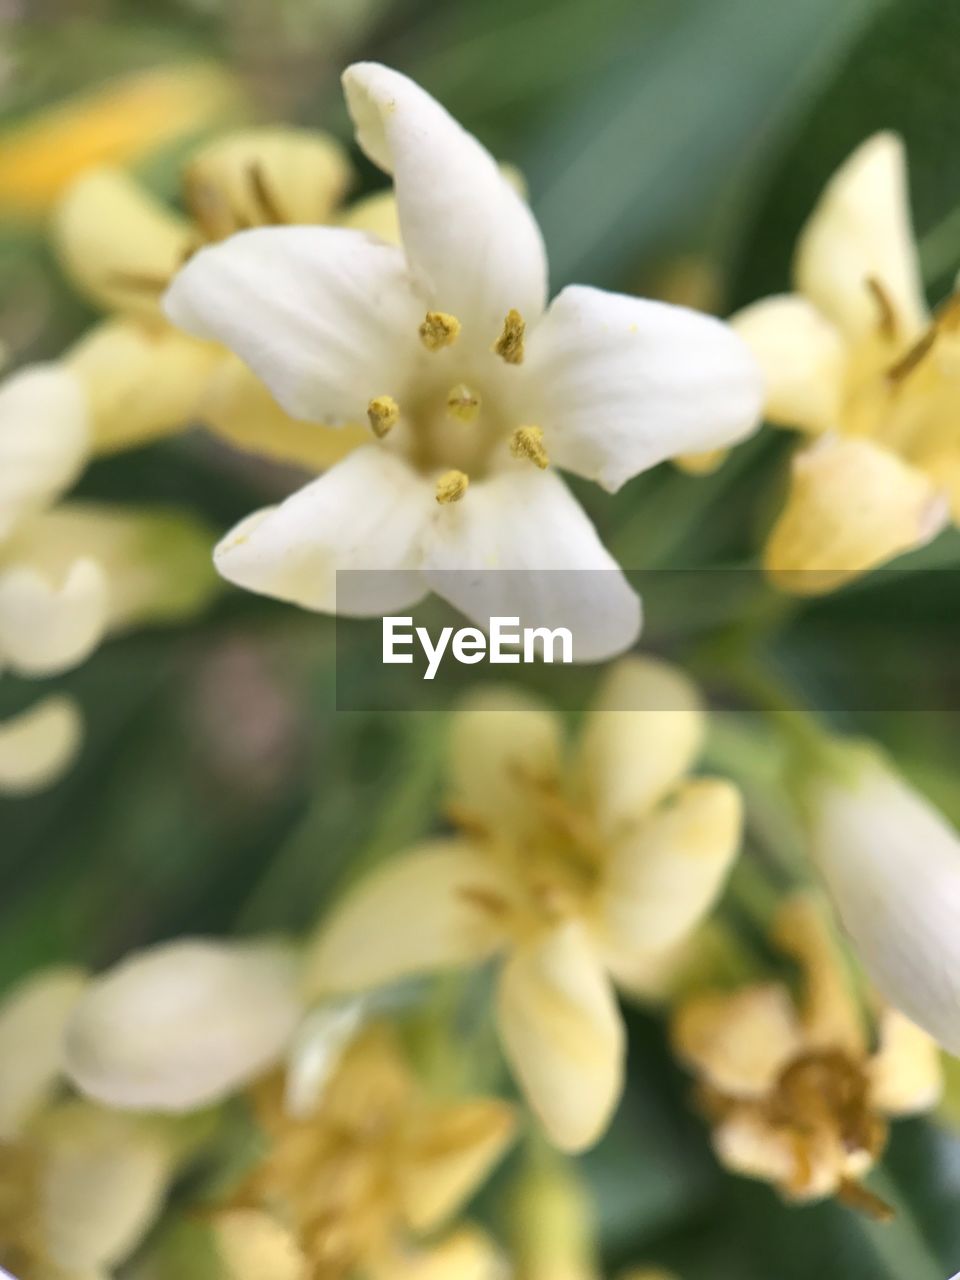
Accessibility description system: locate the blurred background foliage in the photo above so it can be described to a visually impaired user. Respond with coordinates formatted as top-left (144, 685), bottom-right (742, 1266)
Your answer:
top-left (1, 1), bottom-right (960, 1276)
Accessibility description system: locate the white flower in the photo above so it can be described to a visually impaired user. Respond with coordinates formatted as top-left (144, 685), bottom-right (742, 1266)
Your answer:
top-left (807, 745), bottom-right (960, 1057)
top-left (165, 63), bottom-right (763, 661)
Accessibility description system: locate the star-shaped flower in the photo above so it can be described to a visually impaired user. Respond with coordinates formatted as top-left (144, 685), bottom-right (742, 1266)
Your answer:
top-left (732, 133), bottom-right (960, 592)
top-left (673, 895), bottom-right (942, 1214)
top-left (305, 658), bottom-right (743, 1151)
top-left (164, 63), bottom-right (762, 661)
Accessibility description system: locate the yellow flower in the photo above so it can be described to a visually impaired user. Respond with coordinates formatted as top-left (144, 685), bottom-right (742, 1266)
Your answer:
top-left (306, 658), bottom-right (743, 1152)
top-left (0, 968), bottom-right (182, 1280)
top-left (0, 62), bottom-right (241, 220)
top-left (672, 894), bottom-right (942, 1215)
top-left (732, 133), bottom-right (959, 592)
top-left (54, 128), bottom-right (380, 466)
top-left (213, 1025), bottom-right (515, 1280)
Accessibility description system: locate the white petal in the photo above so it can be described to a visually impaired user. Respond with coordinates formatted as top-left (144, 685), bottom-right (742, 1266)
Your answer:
top-left (422, 468), bottom-right (641, 663)
top-left (0, 696), bottom-right (83, 795)
top-left (0, 966), bottom-right (87, 1139)
top-left (342, 63), bottom-right (547, 336)
top-left (868, 1007), bottom-right (943, 1116)
top-left (304, 840), bottom-right (509, 997)
top-left (64, 938), bottom-right (303, 1110)
top-left (795, 132), bottom-right (927, 345)
top-left (576, 656), bottom-right (705, 833)
top-left (164, 226), bottom-right (423, 424)
top-left (730, 294), bottom-right (847, 433)
top-left (522, 287), bottom-right (762, 492)
top-left (496, 921), bottom-right (624, 1152)
top-left (0, 364), bottom-right (88, 540)
top-left (37, 1103), bottom-right (177, 1271)
top-left (672, 984), bottom-right (804, 1098)
top-left (809, 749), bottom-right (960, 1056)
top-left (214, 447), bottom-right (431, 615)
top-left (0, 559), bottom-right (108, 676)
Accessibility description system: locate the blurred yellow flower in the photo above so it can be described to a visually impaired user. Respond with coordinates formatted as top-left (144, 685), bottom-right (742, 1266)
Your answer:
top-left (0, 63), bottom-right (242, 219)
top-left (54, 127), bottom-right (383, 466)
top-left (306, 657), bottom-right (743, 1152)
top-left (673, 894), bottom-right (942, 1215)
top-left (214, 1024), bottom-right (515, 1280)
top-left (0, 967), bottom-right (182, 1279)
top-left (732, 133), bottom-right (959, 592)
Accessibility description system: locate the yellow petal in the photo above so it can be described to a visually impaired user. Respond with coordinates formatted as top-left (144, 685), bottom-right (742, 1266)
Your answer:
top-left (764, 436), bottom-right (948, 594)
top-left (598, 778), bottom-right (742, 958)
top-left (0, 62), bottom-right (240, 219)
top-left (53, 169), bottom-right (194, 321)
top-left (0, 364), bottom-right (88, 541)
top-left (674, 447), bottom-right (728, 476)
top-left (448, 687), bottom-right (564, 840)
top-left (770, 894), bottom-right (866, 1058)
top-left (0, 966), bottom-right (87, 1139)
top-left (497, 922), bottom-right (624, 1153)
top-left (338, 189), bottom-right (402, 244)
top-left (374, 1227), bottom-right (508, 1280)
top-left (400, 1098), bottom-right (516, 1231)
top-left (67, 319), bottom-right (220, 453)
top-left (576, 657), bottom-right (704, 834)
top-left (213, 1209), bottom-right (308, 1280)
top-left (182, 127), bottom-right (353, 240)
top-left (199, 355), bottom-right (368, 470)
top-left (794, 132), bottom-right (928, 347)
top-left (304, 840), bottom-right (510, 998)
top-left (36, 1102), bottom-right (178, 1272)
top-left (919, 447), bottom-right (960, 523)
top-left (672, 984), bottom-right (803, 1098)
top-left (711, 1108), bottom-right (835, 1198)
top-left (730, 294), bottom-right (846, 433)
top-left (0, 696), bottom-right (83, 795)
top-left (0, 559), bottom-right (108, 677)
top-left (868, 1007), bottom-right (943, 1116)
top-left (4, 502), bottom-right (219, 633)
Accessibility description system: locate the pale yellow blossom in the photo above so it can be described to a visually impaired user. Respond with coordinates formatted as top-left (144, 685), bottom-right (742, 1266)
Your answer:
top-left (306, 657), bottom-right (743, 1151)
top-left (732, 133), bottom-right (959, 591)
top-left (673, 894), bottom-right (942, 1214)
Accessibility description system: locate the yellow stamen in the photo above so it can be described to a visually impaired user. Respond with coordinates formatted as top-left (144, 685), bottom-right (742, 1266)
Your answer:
top-left (446, 383), bottom-right (481, 423)
top-left (494, 308), bottom-right (525, 364)
top-left (435, 470), bottom-right (469, 504)
top-left (419, 311), bottom-right (461, 351)
top-left (367, 395), bottom-right (400, 438)
top-left (865, 276), bottom-right (897, 339)
top-left (510, 424), bottom-right (549, 469)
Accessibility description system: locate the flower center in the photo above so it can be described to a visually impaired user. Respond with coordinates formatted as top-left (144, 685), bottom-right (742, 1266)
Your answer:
top-left (367, 308), bottom-right (549, 503)
top-left (0, 1141), bottom-right (43, 1277)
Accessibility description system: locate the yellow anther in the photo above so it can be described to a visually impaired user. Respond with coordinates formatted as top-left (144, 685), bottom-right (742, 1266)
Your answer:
top-left (367, 395), bottom-right (400, 438)
top-left (510, 424), bottom-right (549, 469)
top-left (435, 470), bottom-right (469, 504)
top-left (446, 383), bottom-right (481, 423)
top-left (494, 308), bottom-right (525, 364)
top-left (419, 311), bottom-right (461, 351)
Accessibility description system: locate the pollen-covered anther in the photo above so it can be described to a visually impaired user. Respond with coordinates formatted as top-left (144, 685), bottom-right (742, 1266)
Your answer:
top-left (494, 308), bottom-right (525, 364)
top-left (419, 311), bottom-right (461, 351)
top-left (509, 425), bottom-right (549, 469)
top-left (446, 383), bottom-right (481, 423)
top-left (435, 469), bottom-right (469, 504)
top-left (367, 395), bottom-right (400, 438)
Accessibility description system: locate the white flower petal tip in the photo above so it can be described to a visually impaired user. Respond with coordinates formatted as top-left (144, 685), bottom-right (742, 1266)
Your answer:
top-left (0, 364), bottom-right (89, 540)
top-left (807, 749), bottom-right (960, 1057)
top-left (63, 938), bottom-right (304, 1111)
top-left (0, 696), bottom-right (83, 795)
top-left (0, 557), bottom-right (109, 676)
top-left (341, 62), bottom-right (547, 330)
top-left (525, 288), bottom-right (764, 493)
top-left (0, 966), bottom-right (88, 1139)
top-left (284, 999), bottom-right (367, 1119)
